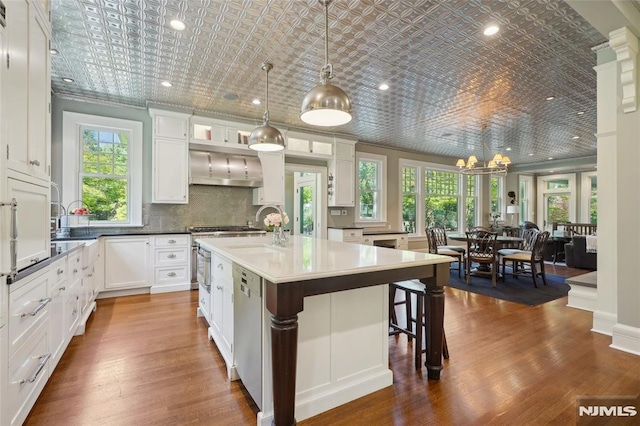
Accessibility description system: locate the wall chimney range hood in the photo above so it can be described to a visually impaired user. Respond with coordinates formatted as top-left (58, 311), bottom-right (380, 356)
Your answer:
top-left (189, 150), bottom-right (263, 187)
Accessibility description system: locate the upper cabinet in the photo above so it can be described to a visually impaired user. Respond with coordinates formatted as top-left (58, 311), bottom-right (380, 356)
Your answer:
top-left (190, 116), bottom-right (253, 151)
top-left (329, 140), bottom-right (356, 207)
top-left (253, 151), bottom-right (285, 205)
top-left (149, 109), bottom-right (190, 204)
top-left (4, 0), bottom-right (51, 184)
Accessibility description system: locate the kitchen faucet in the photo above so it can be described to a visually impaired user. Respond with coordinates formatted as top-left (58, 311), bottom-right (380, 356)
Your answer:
top-left (255, 204), bottom-right (287, 246)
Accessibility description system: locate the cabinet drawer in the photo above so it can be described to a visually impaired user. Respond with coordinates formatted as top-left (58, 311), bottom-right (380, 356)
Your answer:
top-left (153, 235), bottom-right (190, 247)
top-left (154, 247), bottom-right (189, 265)
top-left (8, 322), bottom-right (50, 426)
top-left (198, 285), bottom-right (210, 324)
top-left (212, 254), bottom-right (232, 283)
top-left (9, 271), bottom-right (50, 357)
top-left (154, 265), bottom-right (189, 285)
top-left (48, 256), bottom-right (67, 285)
top-left (362, 237), bottom-right (374, 245)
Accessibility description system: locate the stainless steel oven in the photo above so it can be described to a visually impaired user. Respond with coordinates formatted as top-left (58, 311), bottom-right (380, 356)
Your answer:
top-left (190, 226), bottom-right (266, 289)
top-left (196, 245), bottom-right (211, 292)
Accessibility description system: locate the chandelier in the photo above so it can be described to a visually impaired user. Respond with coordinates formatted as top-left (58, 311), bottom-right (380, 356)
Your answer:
top-left (456, 125), bottom-right (511, 175)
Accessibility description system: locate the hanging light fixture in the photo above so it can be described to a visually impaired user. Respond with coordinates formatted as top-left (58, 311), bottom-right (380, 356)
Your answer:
top-left (300, 0), bottom-right (352, 127)
top-left (248, 62), bottom-right (285, 152)
top-left (456, 125), bottom-right (511, 175)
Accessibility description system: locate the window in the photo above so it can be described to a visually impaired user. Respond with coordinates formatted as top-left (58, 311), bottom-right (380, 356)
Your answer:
top-left (581, 172), bottom-right (597, 224)
top-left (400, 160), bottom-right (479, 235)
top-left (356, 153), bottom-right (386, 223)
top-left (537, 173), bottom-right (576, 230)
top-left (63, 112), bottom-right (143, 226)
top-left (490, 175), bottom-right (504, 220)
top-left (518, 175), bottom-right (534, 222)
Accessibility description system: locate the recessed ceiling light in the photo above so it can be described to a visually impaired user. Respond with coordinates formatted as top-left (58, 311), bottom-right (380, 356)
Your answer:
top-left (483, 25), bottom-right (499, 36)
top-left (62, 77), bottom-right (74, 83)
top-left (252, 99), bottom-right (261, 105)
top-left (378, 83), bottom-right (389, 91)
top-left (506, 147), bottom-right (512, 151)
top-left (529, 153), bottom-right (534, 156)
top-left (548, 157), bottom-right (554, 160)
top-left (223, 93), bottom-right (239, 101)
top-left (577, 111), bottom-right (585, 115)
top-left (50, 49), bottom-right (59, 55)
top-left (545, 96), bottom-right (555, 101)
top-left (550, 170), bottom-right (555, 173)
top-left (161, 81), bottom-right (173, 87)
top-left (572, 136), bottom-right (580, 140)
top-left (170, 19), bottom-right (186, 31)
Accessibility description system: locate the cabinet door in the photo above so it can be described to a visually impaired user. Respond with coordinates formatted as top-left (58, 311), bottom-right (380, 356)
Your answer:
top-left (5, 0), bottom-right (30, 177)
top-left (27, 6), bottom-right (51, 182)
top-left (221, 278), bottom-right (234, 356)
top-left (331, 158), bottom-right (355, 207)
top-left (253, 151), bottom-right (284, 205)
top-left (152, 137), bottom-right (188, 203)
top-left (153, 114), bottom-right (187, 139)
top-left (211, 281), bottom-right (223, 337)
top-left (8, 178), bottom-right (50, 270)
top-left (49, 278), bottom-right (67, 369)
top-left (104, 237), bottom-right (149, 289)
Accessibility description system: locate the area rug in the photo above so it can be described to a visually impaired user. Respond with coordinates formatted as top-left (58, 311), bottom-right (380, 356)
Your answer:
top-left (446, 268), bottom-right (570, 306)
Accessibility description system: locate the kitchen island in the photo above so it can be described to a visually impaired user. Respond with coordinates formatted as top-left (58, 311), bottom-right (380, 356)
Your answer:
top-left (197, 235), bottom-right (453, 426)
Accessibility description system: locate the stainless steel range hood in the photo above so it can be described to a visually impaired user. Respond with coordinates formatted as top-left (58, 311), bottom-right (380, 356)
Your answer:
top-left (189, 150), bottom-right (263, 187)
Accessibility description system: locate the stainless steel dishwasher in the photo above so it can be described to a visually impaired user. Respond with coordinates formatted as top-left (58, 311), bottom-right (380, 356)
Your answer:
top-left (233, 263), bottom-right (262, 409)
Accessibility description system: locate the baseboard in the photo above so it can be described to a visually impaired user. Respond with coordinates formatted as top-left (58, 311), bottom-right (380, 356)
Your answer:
top-left (257, 369), bottom-right (393, 426)
top-left (96, 287), bottom-right (149, 299)
top-left (592, 310), bottom-right (617, 336)
top-left (150, 283), bottom-right (191, 294)
top-left (611, 323), bottom-right (640, 356)
top-left (567, 286), bottom-right (597, 312)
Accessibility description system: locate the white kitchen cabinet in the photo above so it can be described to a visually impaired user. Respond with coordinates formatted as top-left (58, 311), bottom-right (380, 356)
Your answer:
top-left (149, 110), bottom-right (189, 204)
top-left (104, 237), bottom-right (150, 290)
top-left (5, 0), bottom-right (51, 184)
top-left (150, 234), bottom-right (191, 293)
top-left (327, 228), bottom-right (363, 244)
top-left (197, 285), bottom-right (211, 325)
top-left (47, 255), bottom-right (67, 371)
top-left (190, 116), bottom-right (252, 149)
top-left (284, 132), bottom-right (333, 159)
top-left (328, 140), bottom-right (356, 207)
top-left (209, 252), bottom-right (235, 378)
top-left (252, 151), bottom-right (285, 205)
top-left (7, 177), bottom-right (50, 270)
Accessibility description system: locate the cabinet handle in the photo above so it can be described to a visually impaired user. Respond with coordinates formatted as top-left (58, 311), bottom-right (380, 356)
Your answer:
top-left (31, 257), bottom-right (40, 264)
top-left (167, 253), bottom-right (176, 259)
top-left (77, 257), bottom-right (80, 262)
top-left (88, 273), bottom-right (93, 277)
top-left (0, 198), bottom-right (18, 280)
top-left (29, 160), bottom-right (41, 166)
top-left (217, 263), bottom-right (223, 269)
top-left (167, 272), bottom-right (176, 277)
top-left (72, 308), bottom-right (78, 316)
top-left (216, 285), bottom-right (223, 290)
top-left (19, 353), bottom-right (51, 385)
top-left (20, 297), bottom-right (52, 318)
top-left (59, 286), bottom-right (66, 291)
top-left (200, 298), bottom-right (205, 304)
top-left (57, 268), bottom-right (64, 275)
top-left (350, 232), bottom-right (355, 236)
top-left (168, 239), bottom-right (176, 244)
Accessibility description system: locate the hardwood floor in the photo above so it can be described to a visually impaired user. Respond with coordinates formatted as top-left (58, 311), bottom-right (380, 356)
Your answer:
top-left (26, 266), bottom-right (639, 425)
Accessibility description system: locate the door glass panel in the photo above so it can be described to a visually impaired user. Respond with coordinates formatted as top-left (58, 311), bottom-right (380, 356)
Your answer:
top-left (547, 179), bottom-right (569, 190)
top-left (546, 194), bottom-right (570, 224)
top-left (299, 185), bottom-right (314, 236)
top-left (590, 176), bottom-right (597, 224)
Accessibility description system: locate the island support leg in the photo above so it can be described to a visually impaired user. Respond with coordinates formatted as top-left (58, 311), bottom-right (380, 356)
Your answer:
top-left (265, 280), bottom-right (304, 426)
top-left (421, 262), bottom-right (448, 380)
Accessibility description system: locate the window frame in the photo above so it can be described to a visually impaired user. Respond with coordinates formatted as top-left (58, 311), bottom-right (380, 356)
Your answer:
top-left (355, 152), bottom-right (387, 226)
top-left (536, 173), bottom-right (577, 230)
top-left (580, 171), bottom-right (597, 224)
top-left (490, 175), bottom-right (505, 221)
top-left (62, 112), bottom-right (143, 227)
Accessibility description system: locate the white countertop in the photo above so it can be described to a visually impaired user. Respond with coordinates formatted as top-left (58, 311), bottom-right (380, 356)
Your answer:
top-left (196, 235), bottom-right (454, 284)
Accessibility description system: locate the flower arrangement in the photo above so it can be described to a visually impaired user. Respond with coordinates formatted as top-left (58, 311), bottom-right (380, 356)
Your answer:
top-left (264, 212), bottom-right (289, 231)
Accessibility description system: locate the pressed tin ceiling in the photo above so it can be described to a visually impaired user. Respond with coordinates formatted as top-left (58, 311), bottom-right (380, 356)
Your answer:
top-left (50, 0), bottom-right (607, 166)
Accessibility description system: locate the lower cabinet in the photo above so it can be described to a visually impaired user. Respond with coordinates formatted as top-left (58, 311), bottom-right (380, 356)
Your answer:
top-left (209, 252), bottom-right (235, 378)
top-left (48, 256), bottom-right (68, 370)
top-left (197, 284), bottom-right (211, 325)
top-left (150, 234), bottom-right (190, 293)
top-left (104, 236), bottom-right (150, 290)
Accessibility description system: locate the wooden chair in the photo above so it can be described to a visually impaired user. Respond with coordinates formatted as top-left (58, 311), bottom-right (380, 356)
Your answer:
top-left (500, 231), bottom-right (550, 287)
top-left (426, 226), bottom-right (465, 277)
top-left (497, 228), bottom-right (539, 276)
top-left (465, 229), bottom-right (499, 287)
top-left (389, 280), bottom-right (449, 370)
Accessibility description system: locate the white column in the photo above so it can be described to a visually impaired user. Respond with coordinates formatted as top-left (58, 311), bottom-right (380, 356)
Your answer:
top-left (604, 27), bottom-right (640, 355)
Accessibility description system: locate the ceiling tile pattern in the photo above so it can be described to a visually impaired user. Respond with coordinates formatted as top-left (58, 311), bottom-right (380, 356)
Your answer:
top-left (51, 0), bottom-right (606, 165)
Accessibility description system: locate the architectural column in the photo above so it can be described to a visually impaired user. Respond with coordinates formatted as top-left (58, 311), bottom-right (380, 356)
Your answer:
top-left (595, 27), bottom-right (640, 355)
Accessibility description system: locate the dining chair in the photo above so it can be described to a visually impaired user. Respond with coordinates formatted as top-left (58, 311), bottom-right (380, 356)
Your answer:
top-left (426, 226), bottom-right (465, 277)
top-left (465, 229), bottom-right (499, 286)
top-left (500, 231), bottom-right (551, 287)
top-left (497, 228), bottom-right (539, 277)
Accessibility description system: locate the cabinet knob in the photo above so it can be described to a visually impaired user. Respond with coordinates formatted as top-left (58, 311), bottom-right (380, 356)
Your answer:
top-left (167, 253), bottom-right (176, 259)
top-left (31, 257), bottom-right (40, 263)
top-left (167, 272), bottom-right (176, 277)
top-left (168, 239), bottom-right (176, 244)
top-left (57, 268), bottom-right (64, 275)
top-left (73, 268), bottom-right (78, 273)
top-left (30, 160), bottom-right (41, 166)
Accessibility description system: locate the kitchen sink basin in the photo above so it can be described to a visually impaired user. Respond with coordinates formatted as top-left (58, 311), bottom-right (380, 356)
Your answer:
top-left (225, 243), bottom-right (285, 255)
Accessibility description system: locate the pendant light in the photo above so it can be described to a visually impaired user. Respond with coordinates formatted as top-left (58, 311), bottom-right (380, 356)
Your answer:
top-left (248, 62), bottom-right (285, 152)
top-left (300, 0), bottom-right (353, 127)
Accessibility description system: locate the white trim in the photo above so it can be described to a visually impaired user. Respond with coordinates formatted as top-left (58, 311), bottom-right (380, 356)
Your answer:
top-left (536, 173), bottom-right (577, 230)
top-left (592, 310), bottom-right (617, 336)
top-left (356, 152), bottom-right (387, 223)
top-left (62, 112), bottom-right (143, 226)
top-left (285, 163), bottom-right (328, 240)
top-left (580, 171), bottom-right (597, 224)
top-left (518, 175), bottom-right (534, 223)
top-left (611, 323), bottom-right (640, 356)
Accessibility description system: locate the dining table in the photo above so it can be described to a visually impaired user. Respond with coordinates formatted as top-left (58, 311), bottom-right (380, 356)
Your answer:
top-left (447, 233), bottom-right (524, 276)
